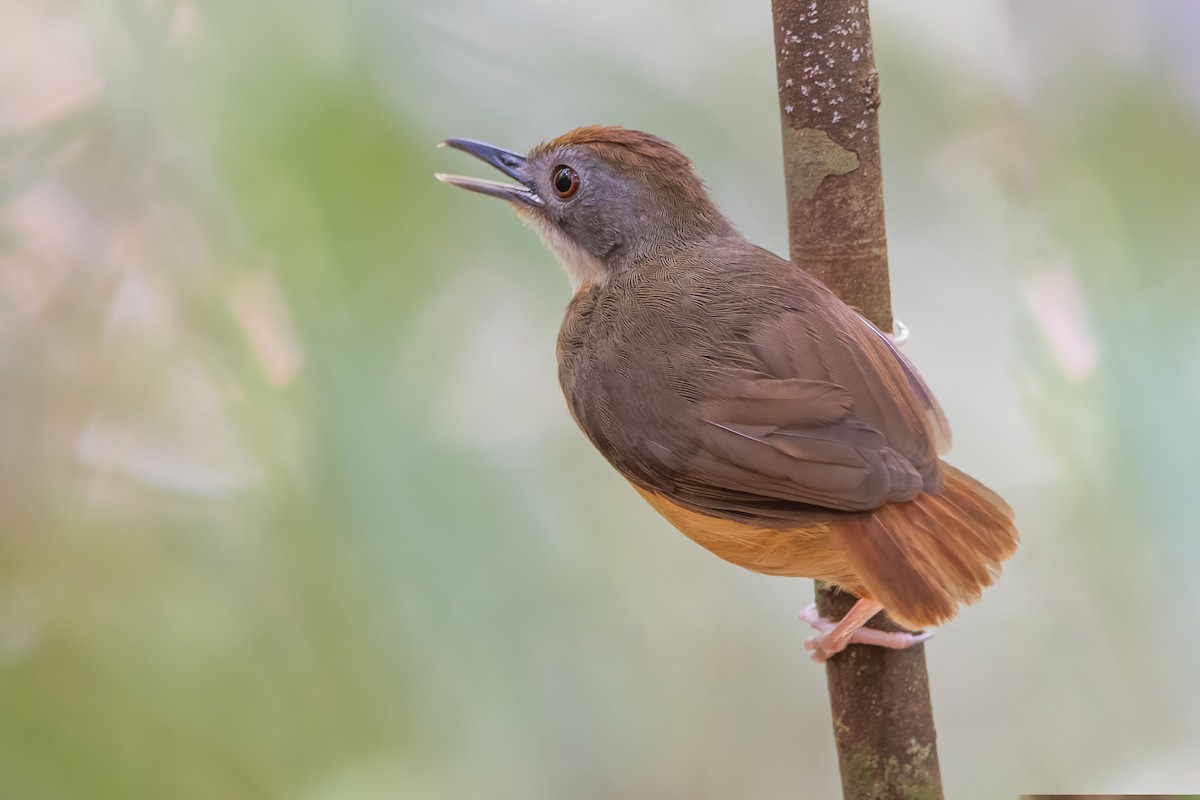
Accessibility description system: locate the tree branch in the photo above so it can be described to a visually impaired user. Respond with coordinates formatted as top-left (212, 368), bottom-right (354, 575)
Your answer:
top-left (771, 2), bottom-right (944, 797)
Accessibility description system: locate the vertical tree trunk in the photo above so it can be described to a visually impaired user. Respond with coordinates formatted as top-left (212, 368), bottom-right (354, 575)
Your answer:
top-left (770, 2), bottom-right (945, 798)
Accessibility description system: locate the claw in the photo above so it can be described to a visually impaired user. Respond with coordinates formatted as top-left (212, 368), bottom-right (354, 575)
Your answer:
top-left (798, 602), bottom-right (931, 662)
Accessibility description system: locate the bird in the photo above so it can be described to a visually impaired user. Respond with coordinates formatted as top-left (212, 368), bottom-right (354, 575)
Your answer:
top-left (435, 126), bottom-right (1017, 662)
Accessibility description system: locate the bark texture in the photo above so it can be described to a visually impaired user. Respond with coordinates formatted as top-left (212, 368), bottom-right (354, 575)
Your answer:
top-left (772, 2), bottom-right (945, 798)
top-left (815, 586), bottom-right (943, 800)
top-left (773, 0), bottom-right (892, 330)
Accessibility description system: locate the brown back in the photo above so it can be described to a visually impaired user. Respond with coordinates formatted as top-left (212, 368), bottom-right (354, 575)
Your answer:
top-left (557, 237), bottom-right (950, 528)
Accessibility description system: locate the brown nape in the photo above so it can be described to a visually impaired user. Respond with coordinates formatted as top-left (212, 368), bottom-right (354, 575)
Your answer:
top-left (828, 463), bottom-right (1019, 630)
top-left (530, 125), bottom-right (712, 209)
top-left (530, 125), bottom-right (696, 173)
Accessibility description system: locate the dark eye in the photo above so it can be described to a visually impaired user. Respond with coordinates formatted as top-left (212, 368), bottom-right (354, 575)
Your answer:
top-left (551, 165), bottom-right (580, 199)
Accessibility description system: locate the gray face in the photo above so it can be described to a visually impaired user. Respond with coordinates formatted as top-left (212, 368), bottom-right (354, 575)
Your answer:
top-left (523, 146), bottom-right (647, 261)
top-left (516, 145), bottom-right (674, 289)
top-left (436, 133), bottom-right (728, 291)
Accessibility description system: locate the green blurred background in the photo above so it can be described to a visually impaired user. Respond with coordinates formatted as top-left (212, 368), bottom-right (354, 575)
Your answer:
top-left (3, 0), bottom-right (1199, 797)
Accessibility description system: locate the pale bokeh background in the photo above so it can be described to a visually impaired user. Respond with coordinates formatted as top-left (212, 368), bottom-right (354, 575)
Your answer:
top-left (3, 1), bottom-right (1199, 797)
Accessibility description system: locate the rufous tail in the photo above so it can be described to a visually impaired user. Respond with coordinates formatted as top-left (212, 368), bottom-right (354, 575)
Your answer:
top-left (829, 462), bottom-right (1018, 630)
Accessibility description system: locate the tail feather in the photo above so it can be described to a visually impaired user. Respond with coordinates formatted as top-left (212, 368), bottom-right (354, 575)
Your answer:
top-left (830, 462), bottom-right (1018, 630)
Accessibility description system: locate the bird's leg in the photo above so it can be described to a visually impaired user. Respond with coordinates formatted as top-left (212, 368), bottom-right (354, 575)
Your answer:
top-left (798, 599), bottom-right (932, 662)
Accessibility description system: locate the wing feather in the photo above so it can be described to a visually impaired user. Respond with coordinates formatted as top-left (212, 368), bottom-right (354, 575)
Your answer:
top-left (665, 309), bottom-right (945, 516)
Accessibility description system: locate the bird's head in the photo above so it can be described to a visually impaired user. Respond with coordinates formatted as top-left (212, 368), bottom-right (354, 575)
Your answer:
top-left (436, 126), bottom-right (732, 290)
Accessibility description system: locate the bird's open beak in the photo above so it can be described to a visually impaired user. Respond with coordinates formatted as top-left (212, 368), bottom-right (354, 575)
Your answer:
top-left (435, 138), bottom-right (544, 207)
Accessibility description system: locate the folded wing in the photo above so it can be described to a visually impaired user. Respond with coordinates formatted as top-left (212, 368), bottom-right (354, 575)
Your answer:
top-left (659, 309), bottom-right (949, 520)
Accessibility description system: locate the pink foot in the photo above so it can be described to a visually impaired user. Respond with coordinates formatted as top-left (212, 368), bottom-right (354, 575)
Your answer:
top-left (798, 603), bottom-right (932, 663)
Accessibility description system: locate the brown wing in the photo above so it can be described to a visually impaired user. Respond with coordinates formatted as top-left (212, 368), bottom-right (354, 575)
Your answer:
top-left (662, 306), bottom-right (950, 518)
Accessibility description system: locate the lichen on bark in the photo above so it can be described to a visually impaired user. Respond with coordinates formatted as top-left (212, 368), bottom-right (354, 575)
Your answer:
top-left (781, 127), bottom-right (860, 200)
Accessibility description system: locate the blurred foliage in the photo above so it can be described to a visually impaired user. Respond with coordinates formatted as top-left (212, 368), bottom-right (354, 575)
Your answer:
top-left (2, 0), bottom-right (1199, 798)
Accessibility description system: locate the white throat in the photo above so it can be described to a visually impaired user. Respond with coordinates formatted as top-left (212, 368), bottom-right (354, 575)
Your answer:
top-left (520, 211), bottom-right (608, 293)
